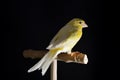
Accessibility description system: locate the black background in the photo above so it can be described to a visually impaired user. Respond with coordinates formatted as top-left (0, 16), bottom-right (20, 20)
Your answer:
top-left (4, 0), bottom-right (103, 80)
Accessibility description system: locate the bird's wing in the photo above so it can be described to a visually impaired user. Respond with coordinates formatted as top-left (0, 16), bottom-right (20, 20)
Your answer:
top-left (46, 25), bottom-right (69, 49)
top-left (46, 25), bottom-right (79, 49)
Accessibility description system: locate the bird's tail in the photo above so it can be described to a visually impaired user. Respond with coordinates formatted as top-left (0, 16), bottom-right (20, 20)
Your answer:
top-left (28, 48), bottom-right (62, 76)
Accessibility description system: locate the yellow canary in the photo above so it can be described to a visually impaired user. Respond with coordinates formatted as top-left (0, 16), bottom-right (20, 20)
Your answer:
top-left (28, 18), bottom-right (88, 76)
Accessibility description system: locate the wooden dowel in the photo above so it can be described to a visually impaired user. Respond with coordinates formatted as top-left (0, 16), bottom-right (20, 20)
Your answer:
top-left (23, 49), bottom-right (88, 64)
top-left (51, 60), bottom-right (57, 80)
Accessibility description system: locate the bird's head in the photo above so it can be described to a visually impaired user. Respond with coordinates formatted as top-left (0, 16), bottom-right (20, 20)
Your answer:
top-left (69, 18), bottom-right (88, 28)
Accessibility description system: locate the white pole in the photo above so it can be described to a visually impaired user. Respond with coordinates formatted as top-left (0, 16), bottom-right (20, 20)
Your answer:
top-left (51, 60), bottom-right (57, 80)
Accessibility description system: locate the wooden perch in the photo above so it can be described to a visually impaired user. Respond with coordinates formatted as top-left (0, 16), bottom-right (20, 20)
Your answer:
top-left (23, 49), bottom-right (88, 64)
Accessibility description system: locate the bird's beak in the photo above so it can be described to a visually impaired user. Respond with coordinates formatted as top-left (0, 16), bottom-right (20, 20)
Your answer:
top-left (82, 23), bottom-right (88, 28)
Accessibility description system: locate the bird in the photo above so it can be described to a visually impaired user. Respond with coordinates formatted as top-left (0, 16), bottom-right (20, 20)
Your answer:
top-left (28, 18), bottom-right (88, 76)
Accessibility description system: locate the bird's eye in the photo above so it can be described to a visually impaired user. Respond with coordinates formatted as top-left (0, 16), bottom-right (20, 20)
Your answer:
top-left (79, 21), bottom-right (82, 24)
